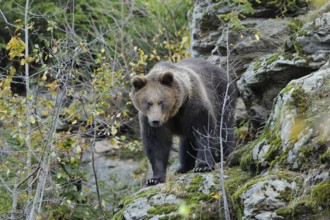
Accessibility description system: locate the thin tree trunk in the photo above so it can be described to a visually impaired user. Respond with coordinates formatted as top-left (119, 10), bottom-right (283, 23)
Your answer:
top-left (24, 0), bottom-right (32, 199)
top-left (218, 27), bottom-right (232, 220)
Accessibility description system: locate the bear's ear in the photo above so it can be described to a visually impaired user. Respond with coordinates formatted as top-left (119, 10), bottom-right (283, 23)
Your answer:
top-left (131, 76), bottom-right (147, 90)
top-left (160, 71), bottom-right (174, 86)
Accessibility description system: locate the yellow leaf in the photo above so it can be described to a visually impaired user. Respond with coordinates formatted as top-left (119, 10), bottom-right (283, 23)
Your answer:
top-left (41, 74), bottom-right (47, 81)
top-left (255, 33), bottom-right (260, 41)
top-left (20, 58), bottom-right (25, 66)
top-left (41, 110), bottom-right (48, 116)
top-left (15, 19), bottom-right (22, 23)
top-left (29, 115), bottom-right (36, 124)
top-left (9, 66), bottom-right (16, 75)
top-left (25, 56), bottom-right (34, 63)
top-left (76, 146), bottom-right (82, 154)
top-left (211, 192), bottom-right (221, 200)
top-left (6, 37), bottom-right (25, 60)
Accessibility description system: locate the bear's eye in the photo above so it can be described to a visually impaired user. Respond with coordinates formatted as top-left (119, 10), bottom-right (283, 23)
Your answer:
top-left (147, 102), bottom-right (153, 107)
top-left (158, 101), bottom-right (163, 105)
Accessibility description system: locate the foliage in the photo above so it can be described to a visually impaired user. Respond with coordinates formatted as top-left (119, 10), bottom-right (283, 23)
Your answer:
top-left (0, 0), bottom-right (191, 218)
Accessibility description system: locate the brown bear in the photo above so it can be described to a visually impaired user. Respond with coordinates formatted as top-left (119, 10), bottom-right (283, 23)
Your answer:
top-left (130, 58), bottom-right (236, 186)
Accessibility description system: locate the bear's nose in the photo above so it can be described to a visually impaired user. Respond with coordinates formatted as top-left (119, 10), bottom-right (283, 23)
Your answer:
top-left (150, 120), bottom-right (160, 127)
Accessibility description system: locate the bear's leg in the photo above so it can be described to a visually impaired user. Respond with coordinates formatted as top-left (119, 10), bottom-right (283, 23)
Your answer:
top-left (190, 110), bottom-right (216, 173)
top-left (141, 123), bottom-right (172, 186)
top-left (194, 135), bottom-right (215, 173)
top-left (175, 137), bottom-right (196, 174)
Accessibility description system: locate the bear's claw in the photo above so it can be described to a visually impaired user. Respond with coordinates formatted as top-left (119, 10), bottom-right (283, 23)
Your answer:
top-left (146, 178), bottom-right (160, 186)
top-left (193, 165), bottom-right (214, 173)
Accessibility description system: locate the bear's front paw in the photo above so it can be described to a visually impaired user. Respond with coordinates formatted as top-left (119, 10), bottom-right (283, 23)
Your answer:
top-left (193, 164), bottom-right (214, 173)
top-left (146, 178), bottom-right (162, 186)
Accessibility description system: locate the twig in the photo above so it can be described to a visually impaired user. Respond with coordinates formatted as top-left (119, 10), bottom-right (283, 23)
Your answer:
top-left (0, 176), bottom-right (12, 194)
top-left (0, 9), bottom-right (17, 27)
top-left (11, 177), bottom-right (18, 220)
top-left (91, 77), bottom-right (106, 219)
top-left (16, 165), bottom-right (40, 189)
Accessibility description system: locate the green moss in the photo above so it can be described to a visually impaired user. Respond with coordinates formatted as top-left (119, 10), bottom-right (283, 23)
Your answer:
top-left (147, 203), bottom-right (177, 215)
top-left (310, 179), bottom-right (330, 209)
top-left (275, 199), bottom-right (313, 217)
top-left (263, 138), bottom-right (282, 163)
top-left (292, 39), bottom-right (304, 56)
top-left (239, 143), bottom-right (255, 172)
top-left (270, 147), bottom-right (291, 170)
top-left (266, 53), bottom-right (280, 65)
top-left (187, 175), bottom-right (204, 193)
top-left (291, 88), bottom-right (308, 114)
top-left (275, 178), bottom-right (330, 218)
top-left (112, 210), bottom-right (124, 220)
top-left (283, 82), bottom-right (296, 94)
top-left (253, 60), bottom-right (262, 71)
top-left (298, 145), bottom-right (313, 158)
top-left (228, 144), bottom-right (249, 167)
top-left (319, 151), bottom-right (330, 164)
top-left (121, 189), bottom-right (159, 205)
top-left (275, 206), bottom-right (292, 215)
top-left (224, 167), bottom-right (252, 196)
top-left (282, 52), bottom-right (295, 60)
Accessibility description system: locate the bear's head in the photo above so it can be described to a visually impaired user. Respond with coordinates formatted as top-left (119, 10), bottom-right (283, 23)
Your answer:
top-left (130, 71), bottom-right (183, 127)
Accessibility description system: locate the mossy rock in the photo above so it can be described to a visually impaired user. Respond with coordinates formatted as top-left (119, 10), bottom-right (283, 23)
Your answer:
top-left (112, 167), bottom-right (253, 220)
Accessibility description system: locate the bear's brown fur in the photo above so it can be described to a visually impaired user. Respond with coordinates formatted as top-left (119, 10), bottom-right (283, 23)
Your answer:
top-left (130, 58), bottom-right (236, 186)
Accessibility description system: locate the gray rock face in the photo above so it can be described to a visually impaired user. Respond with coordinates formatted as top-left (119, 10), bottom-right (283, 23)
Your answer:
top-left (231, 64), bottom-right (330, 218)
top-left (237, 12), bottom-right (330, 129)
top-left (190, 0), bottom-right (307, 75)
top-left (239, 175), bottom-right (298, 219)
top-left (248, 64), bottom-right (330, 171)
top-left (295, 12), bottom-right (330, 55)
top-left (237, 54), bottom-right (317, 130)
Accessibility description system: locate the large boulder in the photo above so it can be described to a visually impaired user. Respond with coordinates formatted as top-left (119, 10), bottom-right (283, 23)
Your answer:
top-left (234, 63), bottom-right (330, 171)
top-left (237, 53), bottom-right (317, 130)
top-left (237, 12), bottom-right (330, 130)
top-left (230, 64), bottom-right (330, 218)
top-left (112, 171), bottom-right (251, 220)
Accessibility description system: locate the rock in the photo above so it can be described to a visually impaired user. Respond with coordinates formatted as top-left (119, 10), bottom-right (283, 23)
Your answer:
top-left (234, 173), bottom-right (299, 219)
top-left (190, 0), bottom-right (306, 75)
top-left (234, 97), bottom-right (249, 123)
top-left (238, 64), bottom-right (330, 171)
top-left (94, 139), bottom-right (117, 153)
top-left (238, 12), bottom-right (330, 129)
top-left (237, 53), bottom-right (317, 130)
top-left (113, 168), bottom-right (254, 220)
top-left (295, 12), bottom-right (330, 55)
top-left (211, 19), bottom-right (293, 76)
top-left (229, 62), bottom-right (330, 219)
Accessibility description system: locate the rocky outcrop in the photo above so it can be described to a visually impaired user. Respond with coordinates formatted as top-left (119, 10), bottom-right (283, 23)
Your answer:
top-left (190, 0), bottom-right (307, 76)
top-left (237, 12), bottom-right (330, 130)
top-left (231, 63), bottom-right (330, 218)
